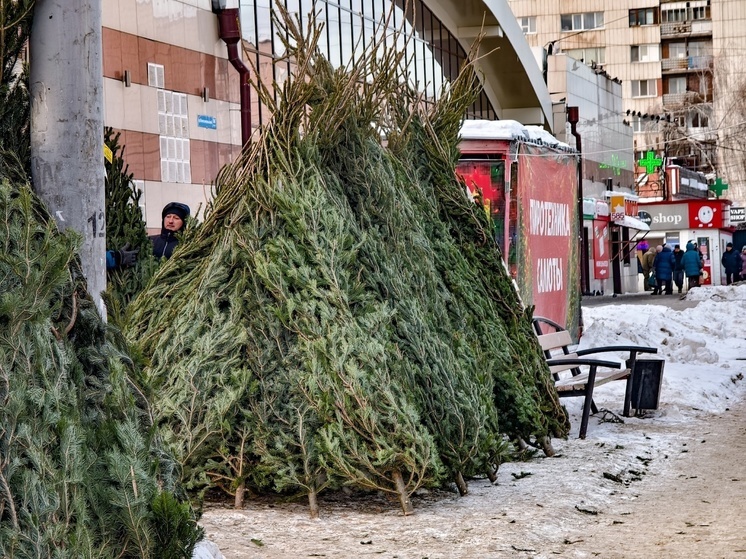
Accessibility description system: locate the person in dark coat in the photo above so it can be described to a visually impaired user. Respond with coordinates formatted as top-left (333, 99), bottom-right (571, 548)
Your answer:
top-left (741, 246), bottom-right (746, 280)
top-left (642, 245), bottom-right (657, 292)
top-left (682, 241), bottom-right (703, 290)
top-left (653, 244), bottom-right (675, 295)
top-left (672, 244), bottom-right (685, 294)
top-left (721, 242), bottom-right (741, 285)
top-left (150, 202), bottom-right (190, 259)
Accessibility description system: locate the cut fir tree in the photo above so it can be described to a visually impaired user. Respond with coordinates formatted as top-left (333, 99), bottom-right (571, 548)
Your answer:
top-left (0, 180), bottom-right (203, 557)
top-left (125, 7), bottom-right (568, 517)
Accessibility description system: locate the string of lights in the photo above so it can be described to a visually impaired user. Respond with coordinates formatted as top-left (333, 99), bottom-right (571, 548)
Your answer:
top-left (512, 119), bottom-right (746, 159)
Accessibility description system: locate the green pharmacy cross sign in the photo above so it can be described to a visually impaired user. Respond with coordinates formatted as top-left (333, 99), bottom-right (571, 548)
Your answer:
top-left (638, 151), bottom-right (663, 174)
top-left (709, 177), bottom-right (729, 198)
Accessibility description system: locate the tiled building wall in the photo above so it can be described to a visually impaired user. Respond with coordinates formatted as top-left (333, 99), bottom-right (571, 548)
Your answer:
top-left (102, 0), bottom-right (243, 229)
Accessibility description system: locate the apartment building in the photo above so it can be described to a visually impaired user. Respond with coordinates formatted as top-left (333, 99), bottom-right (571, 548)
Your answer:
top-left (508, 0), bottom-right (746, 205)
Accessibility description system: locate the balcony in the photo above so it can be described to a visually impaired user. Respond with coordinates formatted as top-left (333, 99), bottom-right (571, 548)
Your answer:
top-left (688, 127), bottom-right (716, 142)
top-left (663, 91), bottom-right (698, 106)
top-left (662, 57), bottom-right (688, 71)
top-left (661, 55), bottom-right (713, 73)
top-left (660, 20), bottom-right (712, 37)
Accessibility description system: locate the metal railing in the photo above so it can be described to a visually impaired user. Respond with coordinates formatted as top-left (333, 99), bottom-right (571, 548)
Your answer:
top-left (663, 91), bottom-right (698, 106)
top-left (661, 55), bottom-right (713, 72)
top-left (660, 20), bottom-right (712, 36)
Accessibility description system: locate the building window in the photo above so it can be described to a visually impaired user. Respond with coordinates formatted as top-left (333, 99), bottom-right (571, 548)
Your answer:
top-left (667, 77), bottom-right (687, 94)
top-left (560, 12), bottom-right (604, 32)
top-left (157, 90), bottom-right (191, 184)
top-left (566, 47), bottom-right (606, 65)
top-left (629, 8), bottom-right (658, 26)
top-left (688, 42), bottom-right (710, 57)
top-left (631, 79), bottom-right (657, 98)
top-left (147, 63), bottom-right (165, 89)
top-left (691, 5), bottom-right (710, 20)
top-left (690, 109), bottom-right (710, 128)
top-left (668, 42), bottom-right (686, 59)
top-left (631, 44), bottom-right (660, 63)
top-left (518, 16), bottom-right (536, 34)
top-left (662, 1), bottom-right (710, 22)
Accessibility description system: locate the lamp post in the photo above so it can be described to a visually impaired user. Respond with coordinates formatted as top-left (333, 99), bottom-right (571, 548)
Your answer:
top-left (567, 107), bottom-right (585, 334)
top-left (30, 0), bottom-right (106, 316)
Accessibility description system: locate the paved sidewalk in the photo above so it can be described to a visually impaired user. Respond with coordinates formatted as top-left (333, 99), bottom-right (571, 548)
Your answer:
top-left (582, 291), bottom-right (700, 311)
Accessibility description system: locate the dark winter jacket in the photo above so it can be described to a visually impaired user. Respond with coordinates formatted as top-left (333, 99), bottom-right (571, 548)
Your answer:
top-left (642, 248), bottom-right (657, 273)
top-left (653, 246), bottom-right (675, 281)
top-left (150, 230), bottom-right (180, 259)
top-left (721, 247), bottom-right (741, 274)
top-left (682, 242), bottom-right (703, 277)
top-left (741, 252), bottom-right (746, 276)
top-left (673, 248), bottom-right (685, 272)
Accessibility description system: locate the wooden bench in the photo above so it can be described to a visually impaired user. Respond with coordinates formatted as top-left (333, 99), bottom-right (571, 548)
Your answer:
top-left (533, 316), bottom-right (659, 439)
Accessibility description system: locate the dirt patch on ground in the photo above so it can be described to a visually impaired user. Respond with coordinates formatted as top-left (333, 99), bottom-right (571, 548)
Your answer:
top-left (199, 398), bottom-right (746, 559)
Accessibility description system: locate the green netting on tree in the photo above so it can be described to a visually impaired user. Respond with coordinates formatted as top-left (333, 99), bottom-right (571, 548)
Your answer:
top-left (125, 8), bottom-right (568, 517)
top-left (0, 180), bottom-right (202, 557)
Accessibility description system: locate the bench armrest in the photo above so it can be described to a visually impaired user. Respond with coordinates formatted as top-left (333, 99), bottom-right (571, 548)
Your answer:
top-left (546, 357), bottom-right (623, 371)
top-left (576, 346), bottom-right (658, 357)
top-left (533, 315), bottom-right (566, 335)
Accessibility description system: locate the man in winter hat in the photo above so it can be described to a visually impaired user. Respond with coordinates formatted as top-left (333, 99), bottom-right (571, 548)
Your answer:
top-left (150, 201), bottom-right (190, 259)
top-left (721, 242), bottom-right (741, 285)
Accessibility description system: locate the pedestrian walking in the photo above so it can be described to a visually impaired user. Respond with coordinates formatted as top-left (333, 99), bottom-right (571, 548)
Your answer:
top-left (653, 244), bottom-right (675, 295)
top-left (682, 241), bottom-right (703, 290)
top-left (642, 244), bottom-right (657, 292)
top-left (740, 246), bottom-right (746, 282)
top-left (672, 244), bottom-right (685, 294)
top-left (721, 242), bottom-right (741, 285)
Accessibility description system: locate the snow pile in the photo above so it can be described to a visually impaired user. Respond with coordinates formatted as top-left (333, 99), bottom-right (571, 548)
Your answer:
top-left (581, 288), bottom-right (746, 421)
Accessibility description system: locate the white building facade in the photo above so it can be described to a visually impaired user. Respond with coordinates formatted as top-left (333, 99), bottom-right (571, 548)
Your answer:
top-left (508, 0), bottom-right (746, 206)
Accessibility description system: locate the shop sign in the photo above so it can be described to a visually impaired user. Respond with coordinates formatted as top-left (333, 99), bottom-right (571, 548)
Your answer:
top-left (688, 201), bottom-right (723, 229)
top-left (639, 201), bottom-right (727, 230)
top-left (610, 194), bottom-right (625, 221)
top-left (731, 207), bottom-right (745, 224)
top-left (638, 204), bottom-right (689, 230)
top-left (595, 200), bottom-right (609, 217)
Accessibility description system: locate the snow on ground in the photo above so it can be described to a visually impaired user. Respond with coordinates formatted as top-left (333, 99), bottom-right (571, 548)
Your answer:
top-left (196, 284), bottom-right (746, 559)
top-left (579, 283), bottom-right (746, 422)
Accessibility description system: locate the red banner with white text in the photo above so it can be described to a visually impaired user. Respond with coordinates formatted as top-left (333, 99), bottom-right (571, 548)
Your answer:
top-left (516, 144), bottom-right (579, 332)
top-left (593, 220), bottom-right (610, 280)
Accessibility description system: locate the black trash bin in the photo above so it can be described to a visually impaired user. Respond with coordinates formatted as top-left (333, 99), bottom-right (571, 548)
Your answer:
top-left (629, 358), bottom-right (665, 411)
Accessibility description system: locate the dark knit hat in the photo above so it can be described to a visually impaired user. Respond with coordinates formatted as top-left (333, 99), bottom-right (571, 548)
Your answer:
top-left (162, 202), bottom-right (190, 221)
top-left (726, 242), bottom-right (733, 248)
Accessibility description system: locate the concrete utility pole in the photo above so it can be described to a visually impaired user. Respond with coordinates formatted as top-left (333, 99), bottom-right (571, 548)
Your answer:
top-left (30, 0), bottom-right (106, 316)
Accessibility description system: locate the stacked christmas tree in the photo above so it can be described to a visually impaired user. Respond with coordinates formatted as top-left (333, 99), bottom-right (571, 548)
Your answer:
top-left (0, 2), bottom-right (202, 555)
top-left (126, 12), bottom-right (568, 516)
top-left (0, 181), bottom-right (203, 556)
